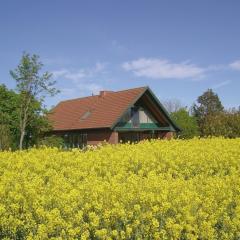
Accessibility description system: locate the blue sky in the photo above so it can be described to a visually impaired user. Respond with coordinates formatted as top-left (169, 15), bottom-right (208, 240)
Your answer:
top-left (0, 0), bottom-right (240, 109)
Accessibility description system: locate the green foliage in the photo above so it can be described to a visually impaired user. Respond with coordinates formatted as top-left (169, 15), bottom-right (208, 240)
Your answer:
top-left (193, 89), bottom-right (224, 135)
top-left (38, 135), bottom-right (64, 148)
top-left (0, 85), bottom-right (20, 149)
top-left (0, 84), bottom-right (53, 149)
top-left (202, 110), bottom-right (240, 138)
top-left (10, 53), bottom-right (58, 99)
top-left (193, 89), bottom-right (224, 118)
top-left (171, 108), bottom-right (199, 139)
top-left (10, 52), bottom-right (59, 149)
top-left (23, 99), bottom-right (52, 148)
top-left (0, 123), bottom-right (12, 150)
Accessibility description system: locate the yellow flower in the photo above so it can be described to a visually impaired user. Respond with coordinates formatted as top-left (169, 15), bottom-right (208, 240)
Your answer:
top-left (0, 138), bottom-right (239, 239)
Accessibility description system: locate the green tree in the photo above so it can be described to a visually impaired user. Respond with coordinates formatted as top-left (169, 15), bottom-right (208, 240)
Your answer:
top-left (0, 113), bottom-right (12, 150)
top-left (0, 84), bottom-right (19, 149)
top-left (38, 135), bottom-right (64, 148)
top-left (202, 110), bottom-right (240, 138)
top-left (10, 53), bottom-right (59, 150)
top-left (22, 98), bottom-right (52, 148)
top-left (171, 108), bottom-right (199, 139)
top-left (192, 89), bottom-right (224, 135)
top-left (0, 84), bottom-right (53, 149)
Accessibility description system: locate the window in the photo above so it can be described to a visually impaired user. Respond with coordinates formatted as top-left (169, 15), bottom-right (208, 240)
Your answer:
top-left (63, 133), bottom-right (87, 148)
top-left (119, 132), bottom-right (140, 143)
top-left (119, 106), bottom-right (158, 127)
top-left (131, 107), bottom-right (140, 127)
top-left (139, 108), bottom-right (157, 123)
top-left (121, 109), bottom-right (131, 123)
top-left (80, 110), bottom-right (91, 121)
top-left (139, 109), bottom-right (148, 123)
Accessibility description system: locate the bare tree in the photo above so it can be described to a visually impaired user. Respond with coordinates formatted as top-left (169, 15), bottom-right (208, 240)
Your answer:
top-left (10, 53), bottom-right (59, 150)
top-left (162, 98), bottom-right (184, 113)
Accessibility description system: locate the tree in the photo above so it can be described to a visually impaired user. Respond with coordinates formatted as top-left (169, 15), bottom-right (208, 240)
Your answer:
top-left (21, 98), bottom-right (52, 148)
top-left (170, 108), bottom-right (199, 139)
top-left (192, 89), bottom-right (224, 135)
top-left (0, 112), bottom-right (12, 150)
top-left (10, 53), bottom-right (59, 150)
top-left (0, 84), bottom-right (53, 150)
top-left (202, 110), bottom-right (240, 138)
top-left (162, 99), bottom-right (183, 113)
top-left (0, 84), bottom-right (20, 149)
top-left (38, 135), bottom-right (64, 148)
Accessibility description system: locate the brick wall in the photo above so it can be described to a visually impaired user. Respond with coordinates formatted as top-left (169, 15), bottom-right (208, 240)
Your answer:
top-left (52, 129), bottom-right (173, 147)
top-left (109, 131), bottom-right (119, 144)
top-left (87, 129), bottom-right (119, 145)
top-left (161, 131), bottom-right (174, 139)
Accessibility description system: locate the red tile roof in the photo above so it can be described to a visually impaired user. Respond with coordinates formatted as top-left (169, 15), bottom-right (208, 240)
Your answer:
top-left (48, 87), bottom-right (147, 131)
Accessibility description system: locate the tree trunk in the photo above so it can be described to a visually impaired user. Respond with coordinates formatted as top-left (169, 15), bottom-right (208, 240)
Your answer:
top-left (19, 129), bottom-right (25, 150)
top-left (19, 96), bottom-right (30, 150)
top-left (19, 114), bottom-right (27, 150)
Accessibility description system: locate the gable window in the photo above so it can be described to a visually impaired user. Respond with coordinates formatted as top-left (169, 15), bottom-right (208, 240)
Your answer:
top-left (122, 108), bottom-right (131, 123)
top-left (131, 107), bottom-right (140, 127)
top-left (139, 108), bottom-right (157, 123)
top-left (118, 106), bottom-right (159, 128)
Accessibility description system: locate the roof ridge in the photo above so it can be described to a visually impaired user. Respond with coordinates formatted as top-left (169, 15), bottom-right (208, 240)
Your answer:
top-left (58, 86), bottom-right (148, 104)
top-left (59, 94), bottom-right (99, 103)
top-left (110, 86), bottom-right (148, 94)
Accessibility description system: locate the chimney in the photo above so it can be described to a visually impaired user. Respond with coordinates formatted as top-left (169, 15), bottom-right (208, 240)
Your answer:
top-left (99, 90), bottom-right (113, 97)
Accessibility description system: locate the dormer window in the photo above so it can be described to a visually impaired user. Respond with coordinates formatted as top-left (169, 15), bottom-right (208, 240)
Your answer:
top-left (80, 110), bottom-right (91, 121)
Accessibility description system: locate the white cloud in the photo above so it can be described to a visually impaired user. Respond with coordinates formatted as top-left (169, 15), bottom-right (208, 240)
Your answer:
top-left (122, 58), bottom-right (206, 79)
top-left (52, 63), bottom-right (106, 99)
top-left (212, 80), bottom-right (231, 90)
top-left (52, 70), bottom-right (83, 82)
top-left (59, 83), bottom-right (102, 99)
top-left (52, 69), bottom-right (69, 79)
top-left (229, 60), bottom-right (240, 70)
top-left (64, 70), bottom-right (86, 82)
top-left (52, 62), bottom-right (106, 82)
top-left (59, 87), bottom-right (76, 96)
top-left (76, 83), bottom-right (102, 95)
top-left (43, 57), bottom-right (71, 66)
top-left (206, 64), bottom-right (228, 71)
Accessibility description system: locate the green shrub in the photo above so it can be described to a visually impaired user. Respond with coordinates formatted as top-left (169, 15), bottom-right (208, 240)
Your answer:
top-left (38, 135), bottom-right (64, 148)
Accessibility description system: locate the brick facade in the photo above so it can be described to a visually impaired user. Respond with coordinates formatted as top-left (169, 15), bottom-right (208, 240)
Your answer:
top-left (52, 129), bottom-right (174, 147)
top-left (87, 130), bottom-right (174, 145)
top-left (87, 129), bottom-right (119, 145)
top-left (158, 131), bottom-right (174, 139)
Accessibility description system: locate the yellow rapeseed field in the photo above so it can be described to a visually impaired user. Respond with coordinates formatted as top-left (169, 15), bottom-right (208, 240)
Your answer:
top-left (0, 138), bottom-right (240, 240)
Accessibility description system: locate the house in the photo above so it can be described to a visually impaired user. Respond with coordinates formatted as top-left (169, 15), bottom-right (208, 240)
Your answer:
top-left (48, 86), bottom-right (180, 148)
